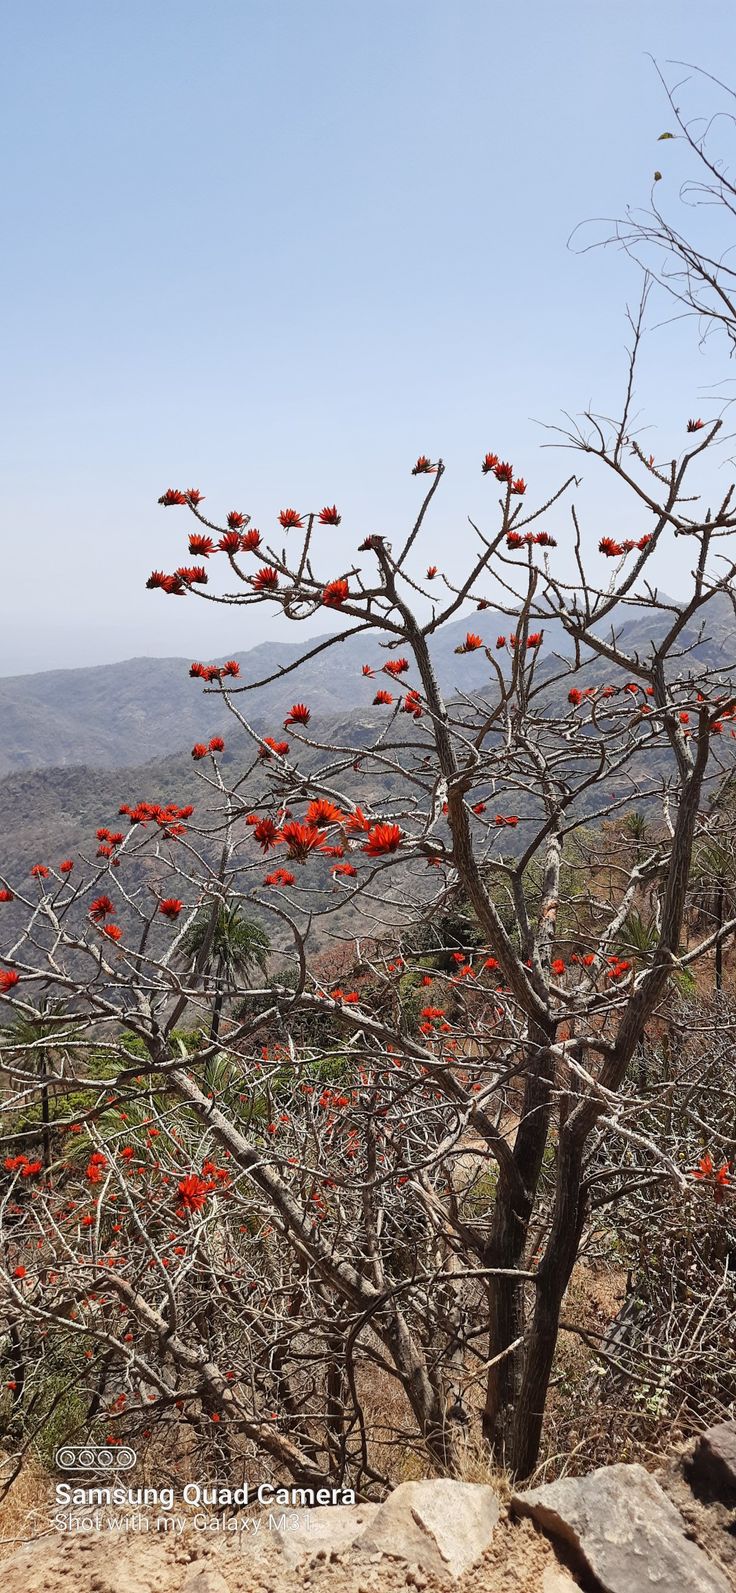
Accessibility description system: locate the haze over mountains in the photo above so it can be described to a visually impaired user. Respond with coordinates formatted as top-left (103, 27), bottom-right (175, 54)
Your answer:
top-left (0, 595), bottom-right (733, 879)
top-left (2, 595), bottom-right (734, 777)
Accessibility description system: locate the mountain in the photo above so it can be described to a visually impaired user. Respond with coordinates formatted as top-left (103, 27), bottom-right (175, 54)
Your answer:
top-left (0, 613), bottom-right (570, 775)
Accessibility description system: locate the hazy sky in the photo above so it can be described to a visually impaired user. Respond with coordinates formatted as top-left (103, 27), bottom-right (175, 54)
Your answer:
top-left (2, 1), bottom-right (735, 676)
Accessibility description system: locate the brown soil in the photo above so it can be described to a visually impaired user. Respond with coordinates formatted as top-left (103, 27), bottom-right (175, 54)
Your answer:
top-left (0, 1511), bottom-right (569, 1593)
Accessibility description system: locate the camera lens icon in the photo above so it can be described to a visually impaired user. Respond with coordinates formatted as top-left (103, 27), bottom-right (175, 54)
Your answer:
top-left (54, 1445), bottom-right (137, 1471)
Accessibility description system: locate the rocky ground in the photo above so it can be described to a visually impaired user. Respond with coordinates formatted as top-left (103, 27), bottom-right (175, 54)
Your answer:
top-left (0, 1424), bottom-right (735, 1593)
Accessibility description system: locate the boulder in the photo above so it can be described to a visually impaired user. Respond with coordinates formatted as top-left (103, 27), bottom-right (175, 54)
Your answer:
top-left (357, 1478), bottom-right (500, 1579)
top-left (690, 1421), bottom-right (736, 1504)
top-left (513, 1462), bottom-right (730, 1592)
top-left (271, 1501), bottom-right (379, 1566)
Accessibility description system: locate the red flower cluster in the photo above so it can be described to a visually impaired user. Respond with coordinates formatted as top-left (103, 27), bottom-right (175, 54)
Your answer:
top-left (455, 632), bottom-right (484, 655)
top-left (284, 702), bottom-right (310, 728)
top-left (4, 1152), bottom-right (42, 1176)
top-left (177, 1173), bottom-right (213, 1215)
top-left (373, 689), bottom-right (394, 706)
top-left (411, 456), bottom-right (437, 475)
top-left (259, 736), bottom-right (290, 760)
top-left (692, 1152), bottom-right (730, 1202)
top-left (318, 505), bottom-right (341, 525)
top-left (599, 535), bottom-right (652, 557)
top-left (279, 508), bottom-right (304, 529)
top-left (0, 969), bottom-right (20, 993)
top-left (119, 800), bottom-right (193, 835)
top-left (280, 822), bottom-right (327, 861)
top-left (158, 488), bottom-right (187, 506)
top-left (251, 567), bottom-right (280, 592)
top-left (159, 899), bottom-right (183, 920)
top-left (322, 578), bottom-right (349, 608)
top-left (264, 867), bottom-right (296, 887)
top-left (362, 823), bottom-right (403, 856)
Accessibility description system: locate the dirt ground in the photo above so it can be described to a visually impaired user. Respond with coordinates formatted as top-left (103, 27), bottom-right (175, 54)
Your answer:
top-left (0, 1511), bottom-right (568, 1593)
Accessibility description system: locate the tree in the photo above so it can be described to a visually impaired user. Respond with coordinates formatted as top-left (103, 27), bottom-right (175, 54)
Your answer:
top-left (181, 903), bottom-right (271, 1044)
top-left (2, 86), bottom-right (736, 1490)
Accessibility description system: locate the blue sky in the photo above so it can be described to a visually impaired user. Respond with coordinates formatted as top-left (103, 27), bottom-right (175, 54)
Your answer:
top-left (2, 1), bottom-right (735, 674)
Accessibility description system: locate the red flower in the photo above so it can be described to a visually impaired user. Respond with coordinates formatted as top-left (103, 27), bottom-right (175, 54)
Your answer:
top-left (494, 461), bottom-right (513, 483)
top-left (426, 565), bottom-right (438, 579)
top-left (208, 736), bottom-right (225, 753)
top-left (284, 703), bottom-right (310, 727)
top-left (227, 511), bottom-right (246, 529)
top-left (158, 489), bottom-right (187, 506)
top-left (496, 635), bottom-right (506, 649)
top-left (191, 743), bottom-right (209, 760)
top-left (322, 578), bottom-right (349, 608)
top-left (222, 659), bottom-right (240, 677)
top-left (637, 534), bottom-right (651, 550)
top-left (412, 455), bottom-right (436, 475)
top-left (318, 505), bottom-right (341, 525)
top-left (30, 864), bottom-right (49, 878)
top-left (506, 532), bottom-right (525, 549)
top-left (533, 531), bottom-right (557, 547)
top-left (239, 529), bottom-right (261, 552)
top-left (362, 823), bottom-right (403, 856)
top-left (219, 531), bottom-right (243, 553)
top-left (332, 862), bottom-right (357, 877)
top-left (178, 1173), bottom-right (211, 1214)
top-left (280, 822), bottom-right (327, 861)
top-left (103, 924), bottom-right (122, 941)
top-left (305, 799), bottom-right (344, 825)
top-left (264, 868), bottom-right (296, 887)
top-left (599, 537), bottom-right (624, 557)
top-left (481, 453), bottom-right (499, 474)
top-left (362, 664), bottom-right (375, 677)
top-left (402, 691), bottom-right (423, 718)
top-left (373, 689), bottom-right (394, 705)
top-left (384, 657), bottom-right (410, 676)
top-left (159, 899), bottom-right (183, 919)
top-left (526, 632), bottom-right (543, 648)
top-left (185, 489), bottom-right (204, 505)
top-left (146, 570), bottom-right (169, 590)
top-left (188, 534), bottom-right (215, 557)
top-left (551, 958), bottom-right (566, 976)
top-left (455, 632), bottom-right (483, 654)
top-left (278, 508), bottom-right (304, 529)
top-left (253, 817), bottom-right (281, 852)
top-left (13, 1266), bottom-right (26, 1279)
top-left (511, 478), bottom-right (526, 495)
top-left (0, 889), bottom-right (14, 902)
top-left (174, 565), bottom-right (208, 585)
top-left (568, 688), bottom-right (583, 706)
top-left (687, 418), bottom-right (704, 432)
top-left (0, 969), bottom-right (20, 992)
top-left (346, 807), bottom-right (372, 833)
top-left (251, 566), bottom-right (280, 592)
top-left (90, 895), bottom-right (114, 920)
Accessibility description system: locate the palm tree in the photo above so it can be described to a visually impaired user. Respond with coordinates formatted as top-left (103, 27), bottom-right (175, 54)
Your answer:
top-left (181, 905), bottom-right (271, 1046)
top-left (1, 998), bottom-right (69, 1176)
top-left (690, 839), bottom-right (736, 991)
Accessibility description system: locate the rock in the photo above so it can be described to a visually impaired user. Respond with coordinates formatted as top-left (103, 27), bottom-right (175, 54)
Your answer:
top-left (513, 1462), bottom-right (730, 1592)
top-left (541, 1569), bottom-right (581, 1591)
top-left (271, 1502), bottom-right (379, 1567)
top-left (358, 1479), bottom-right (500, 1580)
top-left (180, 1566), bottom-right (231, 1593)
top-left (690, 1421), bottom-right (736, 1504)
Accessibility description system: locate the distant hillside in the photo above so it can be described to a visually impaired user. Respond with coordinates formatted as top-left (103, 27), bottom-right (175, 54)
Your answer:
top-left (0, 593), bottom-right (733, 788)
top-left (0, 612), bottom-right (572, 774)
